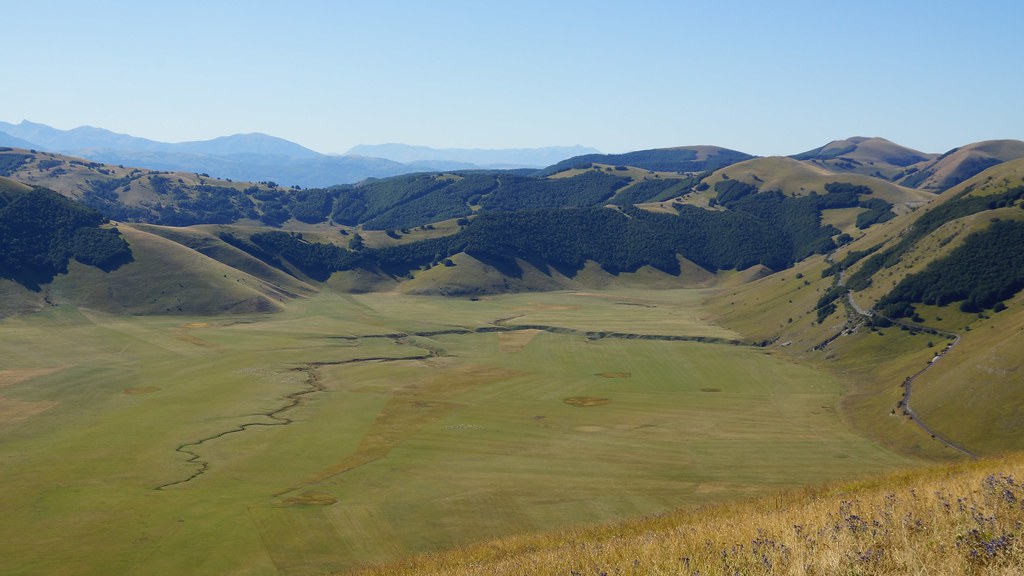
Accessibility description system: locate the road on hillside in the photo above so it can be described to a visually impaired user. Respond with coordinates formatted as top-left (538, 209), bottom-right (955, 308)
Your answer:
top-left (844, 290), bottom-right (975, 459)
top-left (826, 251), bottom-right (974, 458)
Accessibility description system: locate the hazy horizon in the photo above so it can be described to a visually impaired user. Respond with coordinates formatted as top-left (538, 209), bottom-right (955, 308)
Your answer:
top-left (2, 1), bottom-right (1021, 156)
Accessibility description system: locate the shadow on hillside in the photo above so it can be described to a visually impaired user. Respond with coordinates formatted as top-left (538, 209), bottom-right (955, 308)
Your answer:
top-left (1, 249), bottom-right (135, 291)
top-left (0, 268), bottom-right (50, 292)
top-left (468, 252), bottom-right (524, 279)
top-left (83, 249), bottom-right (135, 272)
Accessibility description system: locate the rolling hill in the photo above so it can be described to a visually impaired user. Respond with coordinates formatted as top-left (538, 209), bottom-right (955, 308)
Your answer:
top-left (897, 139), bottom-right (1024, 190)
top-left (5, 137), bottom-right (1024, 304)
top-left (791, 136), bottom-right (937, 179)
top-left (539, 145), bottom-right (754, 175)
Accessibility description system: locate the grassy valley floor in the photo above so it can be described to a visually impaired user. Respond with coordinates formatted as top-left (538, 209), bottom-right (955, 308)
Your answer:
top-left (0, 289), bottom-right (912, 575)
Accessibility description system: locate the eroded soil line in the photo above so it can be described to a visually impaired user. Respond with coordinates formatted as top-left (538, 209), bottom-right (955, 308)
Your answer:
top-left (155, 324), bottom-right (735, 490)
top-left (155, 366), bottom-right (326, 490)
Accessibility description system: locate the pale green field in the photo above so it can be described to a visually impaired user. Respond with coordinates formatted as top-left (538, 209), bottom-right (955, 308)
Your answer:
top-left (0, 290), bottom-right (910, 575)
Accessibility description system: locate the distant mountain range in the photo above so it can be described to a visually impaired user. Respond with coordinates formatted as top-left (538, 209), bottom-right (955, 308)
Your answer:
top-left (0, 121), bottom-right (599, 187)
top-left (345, 143), bottom-right (599, 169)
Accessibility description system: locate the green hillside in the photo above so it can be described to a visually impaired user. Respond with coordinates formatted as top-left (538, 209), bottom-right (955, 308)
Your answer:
top-left (699, 156), bottom-right (933, 206)
top-left (708, 158), bottom-right (1024, 457)
top-left (897, 139), bottom-right (1024, 190)
top-left (539, 145), bottom-right (754, 175)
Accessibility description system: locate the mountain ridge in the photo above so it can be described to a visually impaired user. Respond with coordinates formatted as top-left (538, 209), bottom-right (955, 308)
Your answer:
top-left (346, 143), bottom-right (600, 168)
top-left (0, 121), bottom-right (603, 186)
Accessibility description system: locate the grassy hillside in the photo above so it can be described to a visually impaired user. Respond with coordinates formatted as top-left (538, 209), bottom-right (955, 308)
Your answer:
top-left (353, 454), bottom-right (1024, 575)
top-left (792, 136), bottom-right (937, 180)
top-left (707, 158), bottom-right (1024, 459)
top-left (0, 175), bottom-right (31, 197)
top-left (539, 145), bottom-right (754, 176)
top-left (45, 225), bottom-right (298, 315)
top-left (0, 147), bottom-right (290, 223)
top-left (898, 139), bottom-right (1024, 190)
top-left (698, 156), bottom-right (933, 207)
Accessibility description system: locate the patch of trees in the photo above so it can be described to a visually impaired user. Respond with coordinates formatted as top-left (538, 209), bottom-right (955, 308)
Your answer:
top-left (249, 205), bottom-right (803, 281)
top-left (37, 159), bottom-right (63, 170)
top-left (790, 144), bottom-right (857, 161)
top-left (164, 186), bottom-right (255, 225)
top-left (361, 173), bottom-right (499, 230)
top-left (821, 242), bottom-right (884, 278)
top-left (247, 179), bottom-right (880, 282)
top-left (846, 185), bottom-right (1024, 290)
top-left (877, 220), bottom-right (1024, 316)
top-left (856, 198), bottom-right (895, 229)
top-left (0, 187), bottom-right (132, 285)
top-left (898, 168), bottom-right (935, 189)
top-left (250, 231), bottom-right (362, 281)
top-left (539, 148), bottom-right (753, 175)
top-left (86, 176), bottom-right (136, 202)
top-left (71, 227), bottom-right (134, 270)
top-left (717, 187), bottom-right (859, 262)
top-left (712, 179), bottom-right (758, 205)
top-left (217, 232), bottom-right (285, 268)
top-left (607, 177), bottom-right (695, 206)
top-left (479, 171), bottom-right (629, 213)
top-left (0, 153), bottom-right (32, 176)
top-left (289, 188), bottom-right (337, 224)
top-left (327, 171), bottom-right (637, 231)
top-left (814, 285), bottom-right (849, 322)
top-left (331, 174), bottom-right (457, 227)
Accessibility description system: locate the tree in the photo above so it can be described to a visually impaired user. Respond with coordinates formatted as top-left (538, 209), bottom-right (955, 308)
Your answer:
top-left (348, 233), bottom-right (365, 251)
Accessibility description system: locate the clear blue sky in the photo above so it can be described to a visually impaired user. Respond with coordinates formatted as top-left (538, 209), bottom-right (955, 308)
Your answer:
top-left (2, 0), bottom-right (1021, 155)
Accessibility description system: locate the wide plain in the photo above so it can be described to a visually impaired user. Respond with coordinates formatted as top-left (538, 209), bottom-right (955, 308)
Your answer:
top-left (0, 289), bottom-right (911, 575)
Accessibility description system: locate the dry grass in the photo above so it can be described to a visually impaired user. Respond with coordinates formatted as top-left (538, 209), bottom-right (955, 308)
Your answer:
top-left (352, 455), bottom-right (1024, 575)
top-left (498, 329), bottom-right (542, 352)
top-left (0, 396), bottom-right (57, 424)
top-left (562, 397), bottom-right (611, 407)
top-left (0, 367), bottom-right (63, 388)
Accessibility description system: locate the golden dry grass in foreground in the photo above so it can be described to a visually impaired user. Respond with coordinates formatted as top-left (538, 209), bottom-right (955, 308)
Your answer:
top-left (353, 455), bottom-right (1024, 575)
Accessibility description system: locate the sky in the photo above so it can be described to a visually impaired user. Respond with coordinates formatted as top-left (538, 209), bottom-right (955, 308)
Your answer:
top-left (2, 0), bottom-right (1022, 156)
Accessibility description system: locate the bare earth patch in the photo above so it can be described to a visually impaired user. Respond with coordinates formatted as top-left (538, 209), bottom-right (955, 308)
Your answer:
top-left (173, 328), bottom-right (220, 348)
top-left (498, 329), bottom-right (542, 352)
top-left (514, 304), bottom-right (578, 311)
top-left (573, 425), bottom-right (607, 432)
top-left (282, 492), bottom-right (338, 506)
top-left (701, 387), bottom-right (722, 392)
top-left (0, 396), bottom-right (57, 424)
top-left (0, 367), bottom-right (63, 389)
top-left (596, 372), bottom-right (631, 379)
top-left (563, 397), bottom-right (610, 407)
